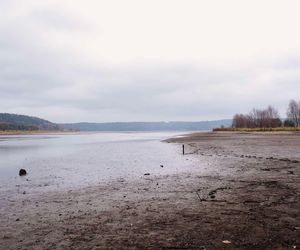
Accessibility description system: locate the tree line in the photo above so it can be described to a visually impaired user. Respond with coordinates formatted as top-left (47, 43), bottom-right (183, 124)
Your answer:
top-left (232, 99), bottom-right (300, 128)
top-left (0, 113), bottom-right (60, 131)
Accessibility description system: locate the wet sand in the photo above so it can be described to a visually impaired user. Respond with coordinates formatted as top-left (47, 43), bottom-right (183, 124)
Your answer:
top-left (1, 132), bottom-right (300, 249)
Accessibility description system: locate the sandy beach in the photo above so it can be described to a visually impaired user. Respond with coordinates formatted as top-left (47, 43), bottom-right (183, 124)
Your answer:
top-left (1, 132), bottom-right (299, 249)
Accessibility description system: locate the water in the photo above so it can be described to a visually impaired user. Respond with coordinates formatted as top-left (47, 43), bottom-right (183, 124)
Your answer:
top-left (0, 132), bottom-right (200, 193)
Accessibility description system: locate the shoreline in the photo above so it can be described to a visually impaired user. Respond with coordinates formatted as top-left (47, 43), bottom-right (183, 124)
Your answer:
top-left (1, 132), bottom-right (299, 249)
top-left (0, 130), bottom-right (81, 136)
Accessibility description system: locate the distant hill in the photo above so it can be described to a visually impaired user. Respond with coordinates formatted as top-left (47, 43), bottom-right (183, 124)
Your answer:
top-left (62, 120), bottom-right (232, 131)
top-left (0, 113), bottom-right (59, 130)
top-left (0, 113), bottom-right (232, 132)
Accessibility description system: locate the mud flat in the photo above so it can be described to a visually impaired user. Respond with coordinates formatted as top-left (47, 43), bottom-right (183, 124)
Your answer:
top-left (1, 132), bottom-right (300, 249)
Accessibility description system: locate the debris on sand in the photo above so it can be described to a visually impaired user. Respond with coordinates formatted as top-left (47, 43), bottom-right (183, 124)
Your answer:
top-left (19, 169), bottom-right (27, 176)
top-left (144, 173), bottom-right (150, 176)
top-left (222, 240), bottom-right (231, 244)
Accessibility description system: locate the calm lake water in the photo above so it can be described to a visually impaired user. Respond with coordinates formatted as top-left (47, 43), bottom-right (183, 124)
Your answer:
top-left (0, 132), bottom-right (201, 193)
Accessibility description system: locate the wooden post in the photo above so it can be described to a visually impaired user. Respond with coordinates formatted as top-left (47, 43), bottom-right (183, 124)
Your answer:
top-left (182, 144), bottom-right (185, 155)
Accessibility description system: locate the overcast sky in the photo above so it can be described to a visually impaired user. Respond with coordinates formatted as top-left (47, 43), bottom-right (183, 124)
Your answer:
top-left (1, 0), bottom-right (300, 123)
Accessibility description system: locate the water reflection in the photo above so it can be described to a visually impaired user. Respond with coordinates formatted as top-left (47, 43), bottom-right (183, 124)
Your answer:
top-left (0, 132), bottom-right (200, 192)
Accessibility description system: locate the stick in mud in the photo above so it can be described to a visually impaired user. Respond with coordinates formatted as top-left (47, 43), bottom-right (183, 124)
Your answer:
top-left (195, 191), bottom-right (201, 202)
top-left (182, 144), bottom-right (185, 155)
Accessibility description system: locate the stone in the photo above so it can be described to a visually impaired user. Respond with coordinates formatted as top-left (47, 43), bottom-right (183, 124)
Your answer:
top-left (19, 169), bottom-right (27, 176)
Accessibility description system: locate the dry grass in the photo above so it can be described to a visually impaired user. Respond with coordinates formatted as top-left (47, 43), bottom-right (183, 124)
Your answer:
top-left (213, 127), bottom-right (300, 132)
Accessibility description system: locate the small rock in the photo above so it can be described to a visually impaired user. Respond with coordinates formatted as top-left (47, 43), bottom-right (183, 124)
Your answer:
top-left (144, 173), bottom-right (150, 176)
top-left (19, 169), bottom-right (27, 176)
top-left (160, 165), bottom-right (164, 168)
top-left (16, 218), bottom-right (20, 221)
top-left (222, 240), bottom-right (231, 244)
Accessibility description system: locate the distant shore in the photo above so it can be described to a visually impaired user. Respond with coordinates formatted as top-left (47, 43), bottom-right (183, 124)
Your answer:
top-left (1, 131), bottom-right (299, 249)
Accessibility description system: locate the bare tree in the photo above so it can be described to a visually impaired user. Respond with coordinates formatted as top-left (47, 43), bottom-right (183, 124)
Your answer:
top-left (232, 106), bottom-right (282, 128)
top-left (232, 114), bottom-right (248, 128)
top-left (266, 106), bottom-right (281, 127)
top-left (287, 100), bottom-right (300, 127)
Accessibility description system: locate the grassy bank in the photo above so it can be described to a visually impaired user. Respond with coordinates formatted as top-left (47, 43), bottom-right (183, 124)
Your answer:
top-left (213, 127), bottom-right (300, 132)
top-left (0, 130), bottom-right (66, 135)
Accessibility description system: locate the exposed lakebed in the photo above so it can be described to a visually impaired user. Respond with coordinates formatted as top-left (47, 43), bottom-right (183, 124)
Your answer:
top-left (0, 132), bottom-right (299, 249)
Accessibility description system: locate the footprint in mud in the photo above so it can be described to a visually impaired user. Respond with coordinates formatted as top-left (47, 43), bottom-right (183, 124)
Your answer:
top-left (278, 158), bottom-right (299, 163)
top-left (279, 158), bottom-right (291, 162)
top-left (261, 168), bottom-right (271, 171)
top-left (208, 187), bottom-right (230, 199)
top-left (261, 168), bottom-right (279, 172)
top-left (209, 190), bottom-right (216, 199)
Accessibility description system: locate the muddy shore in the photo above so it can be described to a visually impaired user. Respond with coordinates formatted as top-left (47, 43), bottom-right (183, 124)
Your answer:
top-left (0, 132), bottom-right (299, 249)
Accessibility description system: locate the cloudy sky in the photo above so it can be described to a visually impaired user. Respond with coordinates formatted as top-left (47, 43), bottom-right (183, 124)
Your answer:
top-left (1, 0), bottom-right (300, 122)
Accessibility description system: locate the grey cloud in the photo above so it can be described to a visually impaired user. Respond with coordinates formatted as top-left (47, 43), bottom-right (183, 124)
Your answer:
top-left (30, 8), bottom-right (91, 32)
top-left (1, 45), bottom-right (300, 122)
top-left (1, 2), bottom-right (300, 122)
